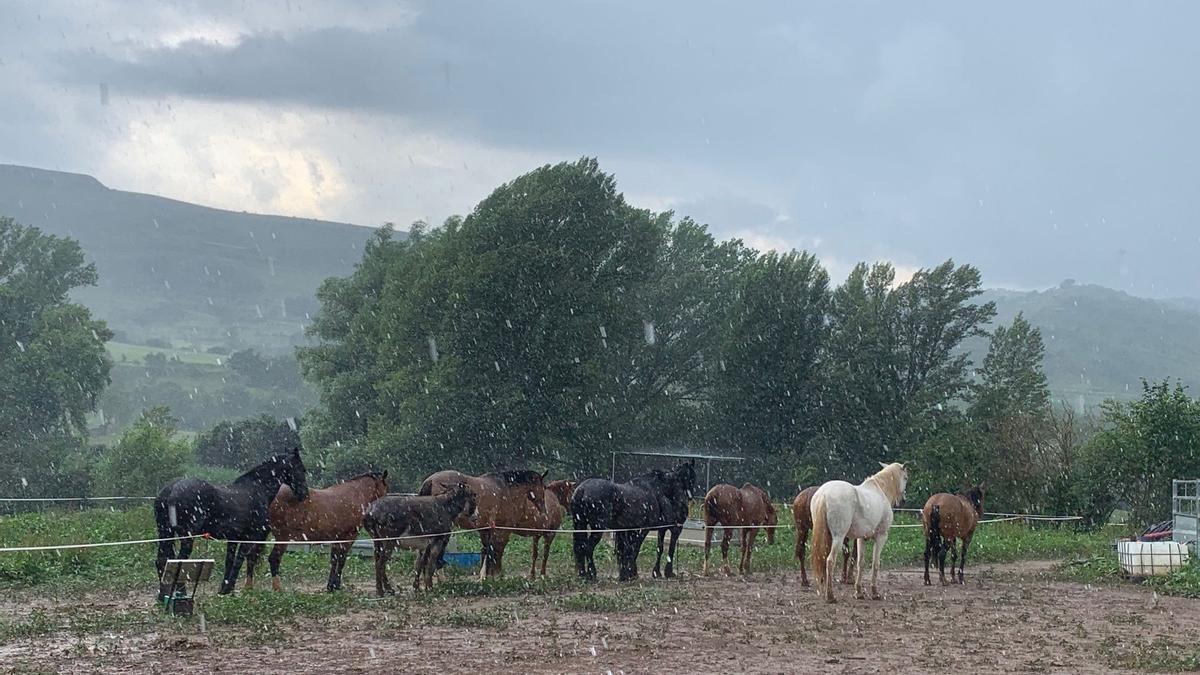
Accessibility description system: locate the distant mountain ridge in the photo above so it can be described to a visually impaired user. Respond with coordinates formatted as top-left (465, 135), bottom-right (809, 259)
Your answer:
top-left (1, 164), bottom-right (1196, 407)
top-left (0, 164), bottom-right (377, 352)
top-left (976, 282), bottom-right (1200, 408)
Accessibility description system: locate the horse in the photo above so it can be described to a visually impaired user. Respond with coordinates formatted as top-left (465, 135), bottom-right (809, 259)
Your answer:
top-left (701, 483), bottom-right (776, 576)
top-left (418, 469), bottom-right (548, 578)
top-left (923, 485), bottom-right (985, 586)
top-left (512, 479), bottom-right (576, 580)
top-left (571, 460), bottom-right (697, 582)
top-left (363, 485), bottom-right (478, 594)
top-left (154, 446), bottom-right (308, 598)
top-left (810, 462), bottom-right (908, 603)
top-left (792, 485), bottom-right (856, 587)
top-left (244, 470), bottom-right (389, 592)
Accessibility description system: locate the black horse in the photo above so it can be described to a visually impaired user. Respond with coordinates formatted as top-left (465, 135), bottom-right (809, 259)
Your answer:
top-left (154, 446), bottom-right (308, 598)
top-left (571, 460), bottom-right (697, 582)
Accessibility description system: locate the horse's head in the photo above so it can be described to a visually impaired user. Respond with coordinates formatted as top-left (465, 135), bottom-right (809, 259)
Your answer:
top-left (371, 470), bottom-right (390, 499)
top-left (283, 446), bottom-right (309, 501)
top-left (525, 470), bottom-right (549, 514)
top-left (962, 484), bottom-right (985, 517)
top-left (672, 459), bottom-right (698, 500)
top-left (547, 479), bottom-right (577, 511)
top-left (454, 482), bottom-right (479, 520)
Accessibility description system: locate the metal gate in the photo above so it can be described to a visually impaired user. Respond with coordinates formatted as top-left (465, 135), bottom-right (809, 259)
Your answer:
top-left (1172, 479), bottom-right (1200, 549)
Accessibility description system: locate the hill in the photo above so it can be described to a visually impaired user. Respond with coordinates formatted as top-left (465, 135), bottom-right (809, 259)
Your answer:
top-left (0, 164), bottom-right (376, 353)
top-left (976, 282), bottom-right (1200, 408)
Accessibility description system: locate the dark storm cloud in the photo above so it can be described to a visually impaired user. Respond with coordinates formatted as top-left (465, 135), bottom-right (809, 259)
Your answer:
top-left (46, 1), bottom-right (1200, 295)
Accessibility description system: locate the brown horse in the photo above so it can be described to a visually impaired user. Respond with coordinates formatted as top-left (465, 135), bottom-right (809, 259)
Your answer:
top-left (792, 485), bottom-right (855, 587)
top-left (245, 471), bottom-right (389, 592)
top-left (419, 469), bottom-right (548, 578)
top-left (922, 485), bottom-right (985, 585)
top-left (702, 483), bottom-right (776, 576)
top-left (510, 479), bottom-right (576, 580)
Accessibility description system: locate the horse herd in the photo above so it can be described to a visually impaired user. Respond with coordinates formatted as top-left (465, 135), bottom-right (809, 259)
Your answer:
top-left (153, 447), bottom-right (986, 604)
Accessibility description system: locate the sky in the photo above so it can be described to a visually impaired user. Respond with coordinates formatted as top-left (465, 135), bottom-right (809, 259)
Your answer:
top-left (2, 1), bottom-right (1198, 297)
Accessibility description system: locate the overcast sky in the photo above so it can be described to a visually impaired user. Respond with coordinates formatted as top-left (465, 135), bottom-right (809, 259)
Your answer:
top-left (2, 1), bottom-right (1198, 296)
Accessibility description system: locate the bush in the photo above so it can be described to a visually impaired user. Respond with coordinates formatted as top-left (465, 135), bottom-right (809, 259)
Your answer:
top-left (94, 407), bottom-right (191, 496)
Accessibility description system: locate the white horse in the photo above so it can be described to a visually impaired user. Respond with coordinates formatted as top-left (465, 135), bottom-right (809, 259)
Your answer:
top-left (810, 462), bottom-right (908, 603)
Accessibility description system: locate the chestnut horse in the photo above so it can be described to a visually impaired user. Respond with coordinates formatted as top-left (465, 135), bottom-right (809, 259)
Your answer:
top-left (512, 479), bottom-right (576, 580)
top-left (922, 485), bottom-right (985, 585)
top-left (811, 462), bottom-right (908, 603)
top-left (701, 483), bottom-right (776, 576)
top-left (419, 469), bottom-right (548, 578)
top-left (245, 471), bottom-right (389, 592)
top-left (792, 485), bottom-right (855, 587)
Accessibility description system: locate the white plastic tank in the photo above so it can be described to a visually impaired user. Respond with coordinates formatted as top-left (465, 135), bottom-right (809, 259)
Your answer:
top-left (1117, 540), bottom-right (1190, 576)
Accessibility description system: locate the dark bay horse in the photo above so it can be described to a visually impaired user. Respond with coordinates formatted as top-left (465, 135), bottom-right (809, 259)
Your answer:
top-left (245, 470), bottom-right (389, 592)
top-left (922, 485), bottom-right (985, 585)
top-left (363, 485), bottom-right (478, 594)
top-left (419, 469), bottom-right (548, 578)
top-left (154, 446), bottom-right (308, 597)
top-left (571, 460), bottom-right (697, 582)
top-left (702, 483), bottom-right (776, 576)
top-left (792, 485), bottom-right (855, 587)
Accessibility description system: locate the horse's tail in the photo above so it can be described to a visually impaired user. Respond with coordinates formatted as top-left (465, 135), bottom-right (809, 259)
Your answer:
top-left (810, 494), bottom-right (832, 584)
top-left (702, 491), bottom-right (719, 527)
top-left (927, 504), bottom-right (942, 552)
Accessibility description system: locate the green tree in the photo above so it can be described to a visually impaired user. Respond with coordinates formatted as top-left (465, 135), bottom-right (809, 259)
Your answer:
top-left (970, 313), bottom-right (1053, 511)
top-left (194, 415), bottom-right (299, 469)
top-left (0, 217), bottom-right (113, 495)
top-left (820, 260), bottom-right (995, 481)
top-left (714, 250), bottom-right (830, 484)
top-left (95, 407), bottom-right (192, 496)
top-left (1076, 380), bottom-right (1200, 527)
top-left (300, 159), bottom-right (747, 482)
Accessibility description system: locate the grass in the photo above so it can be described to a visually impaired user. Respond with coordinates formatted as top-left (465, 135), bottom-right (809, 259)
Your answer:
top-left (1098, 636), bottom-right (1200, 672)
top-left (106, 341), bottom-right (225, 366)
top-left (1061, 553), bottom-right (1200, 599)
top-left (0, 504), bottom-right (1134, 648)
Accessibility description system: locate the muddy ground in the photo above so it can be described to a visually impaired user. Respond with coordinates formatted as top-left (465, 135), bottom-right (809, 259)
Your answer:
top-left (3, 560), bottom-right (1196, 674)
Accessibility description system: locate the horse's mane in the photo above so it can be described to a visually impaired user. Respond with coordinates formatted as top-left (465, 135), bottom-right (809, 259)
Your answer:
top-left (340, 470), bottom-right (386, 484)
top-left (233, 452), bottom-right (293, 485)
top-left (865, 463), bottom-right (906, 506)
top-left (485, 469), bottom-right (544, 487)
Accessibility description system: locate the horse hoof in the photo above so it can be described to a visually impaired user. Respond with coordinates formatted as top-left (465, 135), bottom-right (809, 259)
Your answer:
top-left (800, 580), bottom-right (810, 588)
top-left (271, 578), bottom-right (282, 592)
top-left (872, 593), bottom-right (884, 601)
top-left (923, 579), bottom-right (931, 586)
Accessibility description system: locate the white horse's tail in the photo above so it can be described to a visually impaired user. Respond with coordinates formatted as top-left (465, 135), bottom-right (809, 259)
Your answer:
top-left (810, 494), bottom-right (832, 584)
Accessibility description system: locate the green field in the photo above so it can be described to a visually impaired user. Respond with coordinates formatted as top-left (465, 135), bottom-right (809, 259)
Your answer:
top-left (106, 341), bottom-right (225, 366)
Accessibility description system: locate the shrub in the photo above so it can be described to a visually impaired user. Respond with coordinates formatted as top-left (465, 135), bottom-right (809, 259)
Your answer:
top-left (94, 407), bottom-right (191, 496)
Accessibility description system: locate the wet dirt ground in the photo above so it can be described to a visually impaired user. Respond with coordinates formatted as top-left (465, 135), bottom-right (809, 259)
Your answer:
top-left (3, 560), bottom-right (1196, 674)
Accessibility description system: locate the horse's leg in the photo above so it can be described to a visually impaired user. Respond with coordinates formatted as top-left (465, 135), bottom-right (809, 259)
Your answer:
top-left (703, 524), bottom-right (715, 576)
top-left (743, 527), bottom-right (758, 575)
top-left (946, 537), bottom-right (959, 587)
top-left (490, 531), bottom-right (510, 578)
top-left (959, 534), bottom-right (973, 584)
top-left (327, 542), bottom-right (350, 592)
top-left (269, 543), bottom-right (287, 592)
top-left (243, 543), bottom-right (263, 590)
top-left (413, 546), bottom-right (429, 592)
top-left (218, 542), bottom-right (239, 595)
top-left (823, 538), bottom-right (839, 604)
top-left (540, 534), bottom-right (553, 578)
top-left (477, 530), bottom-right (492, 582)
top-left (529, 536), bottom-right (540, 581)
top-left (937, 537), bottom-right (949, 585)
top-left (427, 537), bottom-right (449, 590)
top-left (853, 538), bottom-right (867, 599)
top-left (720, 529), bottom-right (733, 576)
top-left (870, 531), bottom-right (888, 600)
top-left (841, 540), bottom-right (854, 585)
top-left (923, 532), bottom-right (934, 586)
top-left (586, 533), bottom-right (600, 581)
top-left (373, 541), bottom-right (393, 597)
top-left (798, 524), bottom-right (810, 587)
top-left (664, 526), bottom-right (681, 579)
top-left (652, 529), bottom-right (667, 578)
